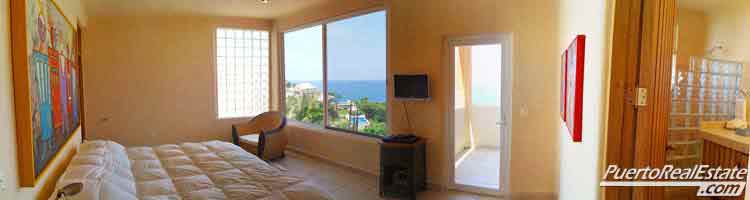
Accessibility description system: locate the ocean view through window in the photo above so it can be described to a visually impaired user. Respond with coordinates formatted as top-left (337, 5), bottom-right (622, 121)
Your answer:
top-left (284, 25), bottom-right (324, 126)
top-left (284, 10), bottom-right (387, 137)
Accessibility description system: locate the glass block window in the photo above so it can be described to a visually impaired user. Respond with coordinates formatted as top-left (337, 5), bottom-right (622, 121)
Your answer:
top-left (216, 28), bottom-right (270, 118)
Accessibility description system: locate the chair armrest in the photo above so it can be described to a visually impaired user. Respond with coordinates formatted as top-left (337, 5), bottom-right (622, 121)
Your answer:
top-left (232, 125), bottom-right (240, 145)
top-left (263, 117), bottom-right (286, 136)
top-left (258, 117), bottom-right (287, 160)
top-left (258, 130), bottom-right (287, 160)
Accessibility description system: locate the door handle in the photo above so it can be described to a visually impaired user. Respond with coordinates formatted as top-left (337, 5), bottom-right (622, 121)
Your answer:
top-left (497, 114), bottom-right (508, 127)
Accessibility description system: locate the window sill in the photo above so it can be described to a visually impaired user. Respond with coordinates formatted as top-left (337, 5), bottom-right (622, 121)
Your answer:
top-left (217, 116), bottom-right (255, 120)
top-left (287, 120), bottom-right (386, 142)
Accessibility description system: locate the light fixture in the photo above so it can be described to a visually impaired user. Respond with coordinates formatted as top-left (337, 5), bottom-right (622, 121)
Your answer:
top-left (259, 0), bottom-right (270, 3)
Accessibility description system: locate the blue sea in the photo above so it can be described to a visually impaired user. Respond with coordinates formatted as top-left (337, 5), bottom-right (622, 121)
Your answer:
top-left (289, 80), bottom-right (386, 102)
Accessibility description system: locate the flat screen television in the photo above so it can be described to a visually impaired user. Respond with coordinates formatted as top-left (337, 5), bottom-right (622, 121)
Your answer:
top-left (394, 74), bottom-right (429, 100)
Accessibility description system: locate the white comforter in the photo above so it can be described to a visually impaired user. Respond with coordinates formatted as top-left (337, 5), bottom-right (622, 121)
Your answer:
top-left (52, 140), bottom-right (333, 200)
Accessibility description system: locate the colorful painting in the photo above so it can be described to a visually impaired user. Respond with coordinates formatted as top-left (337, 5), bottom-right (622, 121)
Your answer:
top-left (25, 0), bottom-right (80, 177)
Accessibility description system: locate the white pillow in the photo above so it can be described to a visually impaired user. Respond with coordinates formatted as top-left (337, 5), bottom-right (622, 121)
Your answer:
top-left (51, 140), bottom-right (137, 200)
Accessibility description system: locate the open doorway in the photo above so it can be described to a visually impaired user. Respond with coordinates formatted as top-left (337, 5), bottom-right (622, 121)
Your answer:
top-left (445, 34), bottom-right (511, 195)
top-left (453, 44), bottom-right (501, 189)
top-left (664, 0), bottom-right (750, 199)
top-left (605, 0), bottom-right (750, 199)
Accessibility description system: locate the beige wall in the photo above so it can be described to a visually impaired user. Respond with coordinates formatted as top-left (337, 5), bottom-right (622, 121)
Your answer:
top-left (0, 0), bottom-right (87, 199)
top-left (390, 0), bottom-right (561, 195)
top-left (676, 8), bottom-right (707, 69)
top-left (82, 15), bottom-right (272, 146)
top-left (703, 3), bottom-right (750, 90)
top-left (275, 0), bottom-right (561, 196)
top-left (284, 122), bottom-right (381, 175)
top-left (389, 0), bottom-right (559, 193)
top-left (557, 0), bottom-right (613, 199)
top-left (704, 3), bottom-right (750, 63)
top-left (74, 0), bottom-right (616, 198)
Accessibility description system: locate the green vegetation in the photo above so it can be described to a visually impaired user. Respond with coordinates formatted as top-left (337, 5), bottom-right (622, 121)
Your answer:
top-left (285, 83), bottom-right (387, 137)
top-left (285, 92), bottom-right (324, 125)
top-left (353, 98), bottom-right (387, 136)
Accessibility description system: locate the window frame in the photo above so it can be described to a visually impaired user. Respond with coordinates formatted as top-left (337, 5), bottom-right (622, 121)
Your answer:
top-left (280, 8), bottom-right (389, 138)
top-left (213, 27), bottom-right (273, 119)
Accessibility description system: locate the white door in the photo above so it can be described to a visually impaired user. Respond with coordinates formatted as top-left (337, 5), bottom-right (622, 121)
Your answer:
top-left (444, 34), bottom-right (512, 196)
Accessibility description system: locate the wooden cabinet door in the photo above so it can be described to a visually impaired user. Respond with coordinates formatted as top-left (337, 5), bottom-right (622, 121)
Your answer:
top-left (701, 141), bottom-right (748, 200)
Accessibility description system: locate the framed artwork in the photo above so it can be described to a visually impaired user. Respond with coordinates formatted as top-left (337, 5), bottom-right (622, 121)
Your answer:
top-left (560, 50), bottom-right (567, 121)
top-left (11, 0), bottom-right (81, 186)
top-left (565, 35), bottom-right (585, 142)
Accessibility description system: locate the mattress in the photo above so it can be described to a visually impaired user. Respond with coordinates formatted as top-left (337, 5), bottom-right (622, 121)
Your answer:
top-left (52, 140), bottom-right (333, 200)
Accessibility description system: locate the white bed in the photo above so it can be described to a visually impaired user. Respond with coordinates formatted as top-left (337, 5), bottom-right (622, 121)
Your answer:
top-left (51, 140), bottom-right (334, 200)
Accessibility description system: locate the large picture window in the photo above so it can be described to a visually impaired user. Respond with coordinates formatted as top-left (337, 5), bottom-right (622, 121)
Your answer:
top-left (284, 10), bottom-right (387, 137)
top-left (284, 25), bottom-right (324, 125)
top-left (216, 28), bottom-right (270, 118)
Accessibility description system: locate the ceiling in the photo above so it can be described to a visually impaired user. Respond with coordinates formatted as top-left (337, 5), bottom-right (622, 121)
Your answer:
top-left (678, 0), bottom-right (744, 13)
top-left (83, 0), bottom-right (331, 19)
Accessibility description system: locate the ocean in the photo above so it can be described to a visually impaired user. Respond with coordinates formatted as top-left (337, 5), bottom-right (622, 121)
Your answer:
top-left (288, 80), bottom-right (386, 102)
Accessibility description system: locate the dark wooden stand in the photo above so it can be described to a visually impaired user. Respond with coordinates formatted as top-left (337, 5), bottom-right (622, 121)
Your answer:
top-left (379, 138), bottom-right (426, 200)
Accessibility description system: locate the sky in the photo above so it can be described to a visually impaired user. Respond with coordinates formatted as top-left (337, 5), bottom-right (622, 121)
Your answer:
top-left (284, 11), bottom-right (386, 81)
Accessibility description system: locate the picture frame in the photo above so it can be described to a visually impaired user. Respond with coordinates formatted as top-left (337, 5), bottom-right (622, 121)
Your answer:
top-left (11, 0), bottom-right (82, 186)
top-left (560, 50), bottom-right (567, 121)
top-left (565, 35), bottom-right (585, 142)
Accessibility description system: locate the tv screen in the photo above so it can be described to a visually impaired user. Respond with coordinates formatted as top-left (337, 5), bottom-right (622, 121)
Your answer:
top-left (394, 74), bottom-right (429, 99)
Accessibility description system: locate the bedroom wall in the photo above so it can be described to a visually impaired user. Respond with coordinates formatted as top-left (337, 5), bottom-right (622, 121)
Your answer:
top-left (675, 8), bottom-right (707, 69)
top-left (702, 3), bottom-right (750, 90)
top-left (72, 0), bottom-right (613, 198)
top-left (556, 0), bottom-right (613, 199)
top-left (274, 0), bottom-right (561, 197)
top-left (389, 0), bottom-right (559, 196)
top-left (0, 0), bottom-right (87, 199)
top-left (82, 15), bottom-right (272, 146)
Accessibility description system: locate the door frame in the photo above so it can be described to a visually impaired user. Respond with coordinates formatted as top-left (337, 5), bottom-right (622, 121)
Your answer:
top-left (604, 0), bottom-right (644, 198)
top-left (442, 33), bottom-right (513, 196)
top-left (604, 0), bottom-right (676, 199)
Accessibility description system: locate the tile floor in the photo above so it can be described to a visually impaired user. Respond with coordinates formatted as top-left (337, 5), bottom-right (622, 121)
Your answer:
top-left (274, 151), bottom-right (503, 200)
top-left (454, 147), bottom-right (500, 189)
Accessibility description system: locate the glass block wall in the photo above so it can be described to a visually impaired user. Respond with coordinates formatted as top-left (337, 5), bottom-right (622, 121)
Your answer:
top-left (668, 56), bottom-right (743, 168)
